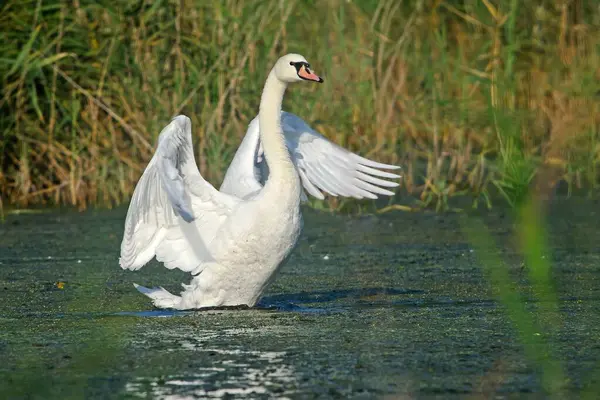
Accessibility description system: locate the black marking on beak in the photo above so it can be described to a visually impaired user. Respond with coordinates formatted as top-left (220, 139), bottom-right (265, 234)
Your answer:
top-left (290, 61), bottom-right (324, 83)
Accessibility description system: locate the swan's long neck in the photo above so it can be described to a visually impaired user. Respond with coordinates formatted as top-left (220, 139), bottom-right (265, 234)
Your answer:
top-left (259, 70), bottom-right (300, 197)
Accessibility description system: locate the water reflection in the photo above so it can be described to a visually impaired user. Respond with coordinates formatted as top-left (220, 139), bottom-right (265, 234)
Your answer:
top-left (125, 327), bottom-right (297, 398)
top-left (260, 287), bottom-right (422, 307)
top-left (115, 310), bottom-right (192, 318)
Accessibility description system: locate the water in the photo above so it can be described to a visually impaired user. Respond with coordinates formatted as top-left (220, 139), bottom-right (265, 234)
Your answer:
top-left (1, 198), bottom-right (599, 398)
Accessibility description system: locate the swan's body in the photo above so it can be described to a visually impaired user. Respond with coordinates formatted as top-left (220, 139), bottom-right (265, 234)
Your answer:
top-left (119, 54), bottom-right (401, 310)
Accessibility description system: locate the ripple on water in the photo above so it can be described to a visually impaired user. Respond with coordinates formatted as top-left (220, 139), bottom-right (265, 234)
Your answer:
top-left (126, 326), bottom-right (297, 398)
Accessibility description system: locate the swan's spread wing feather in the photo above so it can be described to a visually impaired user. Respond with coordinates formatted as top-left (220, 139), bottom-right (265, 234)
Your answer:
top-left (219, 112), bottom-right (401, 202)
top-left (120, 115), bottom-right (239, 273)
top-left (280, 112), bottom-right (401, 200)
top-left (219, 117), bottom-right (264, 199)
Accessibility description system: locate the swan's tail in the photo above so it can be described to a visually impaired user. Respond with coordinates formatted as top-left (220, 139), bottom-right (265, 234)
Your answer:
top-left (133, 283), bottom-right (182, 309)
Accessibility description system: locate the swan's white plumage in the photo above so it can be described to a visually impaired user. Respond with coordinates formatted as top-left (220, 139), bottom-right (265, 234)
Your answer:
top-left (120, 54), bottom-right (401, 310)
top-left (220, 111), bottom-right (401, 201)
top-left (119, 115), bottom-right (239, 274)
top-left (218, 116), bottom-right (264, 200)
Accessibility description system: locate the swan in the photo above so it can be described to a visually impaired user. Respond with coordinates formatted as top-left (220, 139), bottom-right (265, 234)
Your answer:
top-left (119, 54), bottom-right (401, 310)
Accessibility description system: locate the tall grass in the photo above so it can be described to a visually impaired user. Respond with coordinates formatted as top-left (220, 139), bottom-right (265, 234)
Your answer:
top-left (0, 0), bottom-right (599, 210)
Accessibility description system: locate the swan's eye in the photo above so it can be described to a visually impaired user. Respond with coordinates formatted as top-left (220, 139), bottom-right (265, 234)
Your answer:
top-left (289, 61), bottom-right (294, 66)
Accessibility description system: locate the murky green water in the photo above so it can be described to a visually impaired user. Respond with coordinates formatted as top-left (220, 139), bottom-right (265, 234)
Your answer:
top-left (1, 198), bottom-right (599, 398)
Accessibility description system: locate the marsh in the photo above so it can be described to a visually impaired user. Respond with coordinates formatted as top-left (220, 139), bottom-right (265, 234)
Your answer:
top-left (1, 196), bottom-right (599, 398)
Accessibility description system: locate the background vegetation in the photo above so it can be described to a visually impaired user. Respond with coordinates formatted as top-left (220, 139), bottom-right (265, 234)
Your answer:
top-left (1, 0), bottom-right (599, 211)
top-left (2, 2), bottom-right (600, 397)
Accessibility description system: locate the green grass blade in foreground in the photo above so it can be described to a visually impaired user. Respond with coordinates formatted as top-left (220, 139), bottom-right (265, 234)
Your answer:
top-left (462, 217), bottom-right (566, 396)
top-left (518, 198), bottom-right (561, 328)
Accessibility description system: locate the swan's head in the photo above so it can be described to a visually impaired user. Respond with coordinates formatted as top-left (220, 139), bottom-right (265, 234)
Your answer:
top-left (274, 53), bottom-right (324, 84)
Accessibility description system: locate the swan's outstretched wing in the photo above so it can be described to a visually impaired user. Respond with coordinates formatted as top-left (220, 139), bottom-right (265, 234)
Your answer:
top-left (220, 112), bottom-right (401, 200)
top-left (120, 115), bottom-right (240, 273)
top-left (280, 112), bottom-right (401, 200)
top-left (219, 117), bottom-right (264, 200)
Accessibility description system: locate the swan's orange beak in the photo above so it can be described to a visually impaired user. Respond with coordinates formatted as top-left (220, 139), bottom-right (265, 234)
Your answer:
top-left (298, 65), bottom-right (324, 83)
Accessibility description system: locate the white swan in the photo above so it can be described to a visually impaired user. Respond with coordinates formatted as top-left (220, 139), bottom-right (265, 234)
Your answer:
top-left (220, 111), bottom-right (401, 201)
top-left (119, 54), bottom-right (401, 310)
